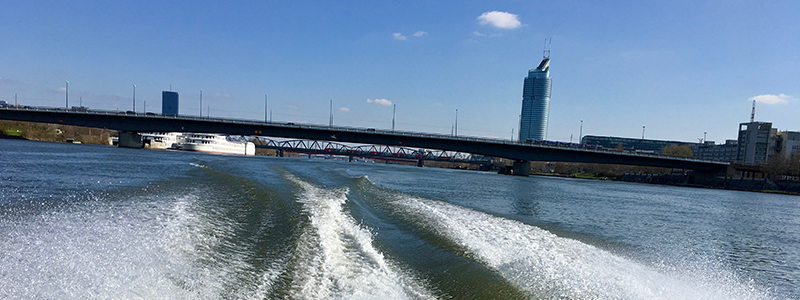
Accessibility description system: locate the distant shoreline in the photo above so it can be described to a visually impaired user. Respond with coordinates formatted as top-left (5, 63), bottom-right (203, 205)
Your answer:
top-left (0, 134), bottom-right (28, 140)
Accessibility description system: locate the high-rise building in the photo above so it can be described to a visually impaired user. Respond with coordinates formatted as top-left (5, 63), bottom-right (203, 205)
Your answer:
top-left (162, 91), bottom-right (179, 116)
top-left (518, 58), bottom-right (552, 141)
top-left (736, 121), bottom-right (776, 164)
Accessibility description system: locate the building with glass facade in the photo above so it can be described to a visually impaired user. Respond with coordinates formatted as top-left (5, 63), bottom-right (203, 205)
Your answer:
top-left (518, 58), bottom-right (552, 141)
top-left (162, 91), bottom-right (179, 116)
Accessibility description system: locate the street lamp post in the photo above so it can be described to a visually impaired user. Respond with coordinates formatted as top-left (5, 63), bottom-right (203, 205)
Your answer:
top-left (455, 109), bottom-right (458, 137)
top-left (133, 85), bottom-right (136, 112)
top-left (265, 94), bottom-right (268, 123)
top-left (579, 120), bottom-right (583, 142)
top-left (642, 126), bottom-right (646, 139)
top-left (392, 104), bottom-right (396, 132)
top-left (200, 89), bottom-right (203, 117)
top-left (65, 81), bottom-right (69, 108)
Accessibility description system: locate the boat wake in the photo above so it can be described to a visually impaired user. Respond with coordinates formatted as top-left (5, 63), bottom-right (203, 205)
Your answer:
top-left (356, 177), bottom-right (773, 300)
top-left (285, 175), bottom-right (434, 299)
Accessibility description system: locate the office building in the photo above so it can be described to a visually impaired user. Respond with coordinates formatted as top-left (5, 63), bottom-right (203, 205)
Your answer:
top-left (162, 91), bottom-right (179, 116)
top-left (736, 121), bottom-right (776, 164)
top-left (695, 140), bottom-right (739, 162)
top-left (775, 131), bottom-right (800, 159)
top-left (581, 135), bottom-right (698, 154)
top-left (518, 57), bottom-right (552, 141)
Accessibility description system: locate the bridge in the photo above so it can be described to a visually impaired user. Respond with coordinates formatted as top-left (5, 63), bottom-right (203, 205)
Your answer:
top-left (0, 106), bottom-right (730, 175)
top-left (249, 137), bottom-right (495, 166)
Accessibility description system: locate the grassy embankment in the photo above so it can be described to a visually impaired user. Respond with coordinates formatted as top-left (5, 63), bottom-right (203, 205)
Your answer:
top-left (0, 120), bottom-right (116, 145)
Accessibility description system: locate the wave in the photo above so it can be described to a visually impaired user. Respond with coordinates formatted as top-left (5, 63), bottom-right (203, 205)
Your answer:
top-left (0, 166), bottom-right (292, 300)
top-left (284, 175), bottom-right (434, 299)
top-left (354, 177), bottom-right (773, 300)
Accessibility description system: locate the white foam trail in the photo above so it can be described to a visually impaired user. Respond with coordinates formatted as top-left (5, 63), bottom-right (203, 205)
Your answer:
top-left (189, 162), bottom-right (207, 168)
top-left (287, 175), bottom-right (434, 300)
top-left (0, 191), bottom-right (284, 300)
top-left (390, 195), bottom-right (773, 300)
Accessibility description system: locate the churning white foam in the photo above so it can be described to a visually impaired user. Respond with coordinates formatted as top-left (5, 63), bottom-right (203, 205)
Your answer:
top-left (390, 195), bottom-right (773, 300)
top-left (286, 176), bottom-right (434, 300)
top-left (0, 191), bottom-right (283, 299)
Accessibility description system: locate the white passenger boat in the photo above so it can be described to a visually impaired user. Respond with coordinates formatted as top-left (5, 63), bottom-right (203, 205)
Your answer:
top-left (141, 132), bottom-right (181, 149)
top-left (176, 133), bottom-right (256, 155)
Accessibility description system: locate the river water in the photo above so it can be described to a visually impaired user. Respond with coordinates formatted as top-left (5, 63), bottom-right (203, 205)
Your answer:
top-left (1, 138), bottom-right (798, 299)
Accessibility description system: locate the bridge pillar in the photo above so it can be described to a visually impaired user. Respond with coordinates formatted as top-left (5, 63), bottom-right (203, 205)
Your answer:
top-left (349, 155), bottom-right (353, 162)
top-left (417, 159), bottom-right (424, 167)
top-left (278, 149), bottom-right (284, 157)
top-left (512, 160), bottom-right (531, 176)
top-left (118, 131), bottom-right (142, 149)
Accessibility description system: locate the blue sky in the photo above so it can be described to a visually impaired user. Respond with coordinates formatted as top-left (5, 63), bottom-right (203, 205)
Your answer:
top-left (1, 0), bottom-right (798, 143)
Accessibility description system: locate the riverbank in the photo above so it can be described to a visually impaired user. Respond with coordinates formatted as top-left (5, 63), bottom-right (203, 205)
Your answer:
top-left (0, 120), bottom-right (116, 145)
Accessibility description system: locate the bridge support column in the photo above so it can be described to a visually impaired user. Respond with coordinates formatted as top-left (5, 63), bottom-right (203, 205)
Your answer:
top-left (278, 149), bottom-right (284, 157)
top-left (118, 131), bottom-right (142, 149)
top-left (512, 160), bottom-right (531, 176)
top-left (417, 159), bottom-right (424, 167)
top-left (349, 155), bottom-right (353, 162)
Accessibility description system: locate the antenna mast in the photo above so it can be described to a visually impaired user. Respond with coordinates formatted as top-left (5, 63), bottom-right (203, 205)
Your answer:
top-left (750, 99), bottom-right (756, 122)
top-left (542, 38), bottom-right (551, 59)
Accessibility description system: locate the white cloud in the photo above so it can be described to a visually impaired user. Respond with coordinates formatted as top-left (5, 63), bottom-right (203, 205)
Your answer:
top-left (413, 31), bottom-right (428, 37)
top-left (477, 11), bottom-right (522, 29)
top-left (473, 31), bottom-right (503, 37)
top-left (339, 107), bottom-right (350, 112)
top-left (393, 33), bottom-right (407, 40)
top-left (749, 94), bottom-right (792, 105)
top-left (367, 98), bottom-right (392, 106)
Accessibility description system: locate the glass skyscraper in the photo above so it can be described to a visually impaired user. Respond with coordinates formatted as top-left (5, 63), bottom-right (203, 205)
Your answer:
top-left (518, 58), bottom-right (552, 141)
